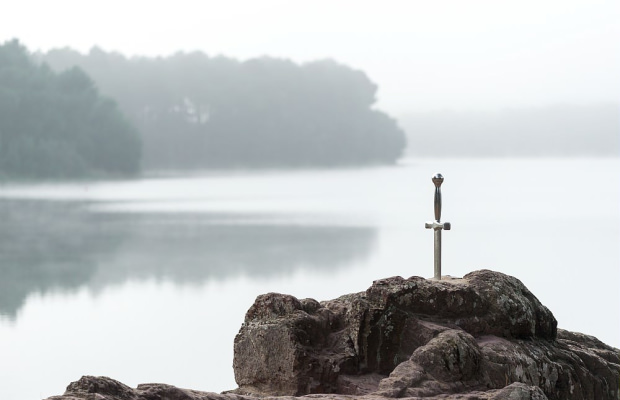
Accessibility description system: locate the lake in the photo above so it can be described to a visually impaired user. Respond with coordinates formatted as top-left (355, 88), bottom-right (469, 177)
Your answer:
top-left (0, 158), bottom-right (618, 400)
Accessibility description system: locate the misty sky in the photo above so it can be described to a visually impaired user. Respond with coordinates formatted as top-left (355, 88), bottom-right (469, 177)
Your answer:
top-left (2, 0), bottom-right (618, 114)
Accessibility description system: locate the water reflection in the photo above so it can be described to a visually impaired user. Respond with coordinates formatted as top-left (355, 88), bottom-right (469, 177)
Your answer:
top-left (0, 200), bottom-right (112, 317)
top-left (0, 199), bottom-right (377, 318)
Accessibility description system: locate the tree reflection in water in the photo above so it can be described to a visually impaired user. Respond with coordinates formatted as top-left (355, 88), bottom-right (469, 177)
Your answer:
top-left (0, 199), bottom-right (377, 318)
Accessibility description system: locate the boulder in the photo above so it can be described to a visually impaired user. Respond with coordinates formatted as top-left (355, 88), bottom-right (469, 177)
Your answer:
top-left (231, 270), bottom-right (618, 399)
top-left (46, 270), bottom-right (620, 400)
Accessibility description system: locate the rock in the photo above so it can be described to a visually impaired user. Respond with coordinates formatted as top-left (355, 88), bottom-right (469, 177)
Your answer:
top-left (45, 375), bottom-right (237, 400)
top-left (46, 270), bottom-right (620, 400)
top-left (47, 375), bottom-right (550, 400)
top-left (231, 270), bottom-right (617, 399)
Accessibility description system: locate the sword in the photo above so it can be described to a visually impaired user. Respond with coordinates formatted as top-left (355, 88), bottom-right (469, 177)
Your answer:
top-left (425, 173), bottom-right (451, 280)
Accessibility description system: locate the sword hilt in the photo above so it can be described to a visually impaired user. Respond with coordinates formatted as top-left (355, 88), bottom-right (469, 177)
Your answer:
top-left (425, 173), bottom-right (451, 231)
top-left (425, 173), bottom-right (451, 280)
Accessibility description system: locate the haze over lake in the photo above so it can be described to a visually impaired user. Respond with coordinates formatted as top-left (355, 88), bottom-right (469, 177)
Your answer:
top-left (1, 2), bottom-right (618, 399)
top-left (1, 158), bottom-right (618, 400)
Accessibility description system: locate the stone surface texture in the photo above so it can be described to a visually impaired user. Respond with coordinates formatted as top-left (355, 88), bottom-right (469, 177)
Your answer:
top-left (46, 270), bottom-right (620, 400)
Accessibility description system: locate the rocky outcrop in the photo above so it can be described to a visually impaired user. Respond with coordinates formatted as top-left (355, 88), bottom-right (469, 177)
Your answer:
top-left (46, 270), bottom-right (620, 400)
top-left (231, 270), bottom-right (618, 399)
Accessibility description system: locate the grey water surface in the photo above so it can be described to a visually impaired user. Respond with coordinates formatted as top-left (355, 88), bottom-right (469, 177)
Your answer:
top-left (0, 158), bottom-right (618, 400)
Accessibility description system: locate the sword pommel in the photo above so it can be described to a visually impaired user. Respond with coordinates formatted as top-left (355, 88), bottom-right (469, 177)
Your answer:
top-left (432, 173), bottom-right (444, 188)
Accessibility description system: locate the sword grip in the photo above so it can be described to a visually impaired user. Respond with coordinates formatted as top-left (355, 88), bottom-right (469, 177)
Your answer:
top-left (432, 173), bottom-right (444, 222)
top-left (434, 186), bottom-right (442, 221)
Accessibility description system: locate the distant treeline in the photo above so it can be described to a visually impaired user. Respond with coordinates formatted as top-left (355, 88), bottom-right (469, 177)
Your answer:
top-left (37, 46), bottom-right (406, 170)
top-left (401, 104), bottom-right (619, 158)
top-left (0, 40), bottom-right (140, 178)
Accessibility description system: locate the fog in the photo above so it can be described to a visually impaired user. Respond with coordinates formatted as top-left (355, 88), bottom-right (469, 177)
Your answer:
top-left (1, 1), bottom-right (619, 399)
top-left (3, 1), bottom-right (619, 161)
top-left (2, 0), bottom-right (618, 115)
top-left (402, 103), bottom-right (619, 157)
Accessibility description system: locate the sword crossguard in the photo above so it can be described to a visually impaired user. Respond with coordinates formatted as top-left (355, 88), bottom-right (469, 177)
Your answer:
top-left (425, 221), bottom-right (451, 230)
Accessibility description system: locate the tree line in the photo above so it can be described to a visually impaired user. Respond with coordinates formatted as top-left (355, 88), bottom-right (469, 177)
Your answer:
top-left (38, 47), bottom-right (406, 170)
top-left (0, 40), bottom-right (140, 179)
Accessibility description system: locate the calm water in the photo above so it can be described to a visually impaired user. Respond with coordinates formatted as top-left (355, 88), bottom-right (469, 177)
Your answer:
top-left (0, 158), bottom-right (618, 399)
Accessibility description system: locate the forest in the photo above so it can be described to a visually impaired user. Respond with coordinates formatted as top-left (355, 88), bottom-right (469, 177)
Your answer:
top-left (37, 46), bottom-right (406, 170)
top-left (0, 40), bottom-right (141, 178)
top-left (0, 40), bottom-right (407, 178)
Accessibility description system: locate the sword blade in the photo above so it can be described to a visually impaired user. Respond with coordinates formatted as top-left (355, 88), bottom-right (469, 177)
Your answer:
top-left (434, 228), bottom-right (442, 280)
